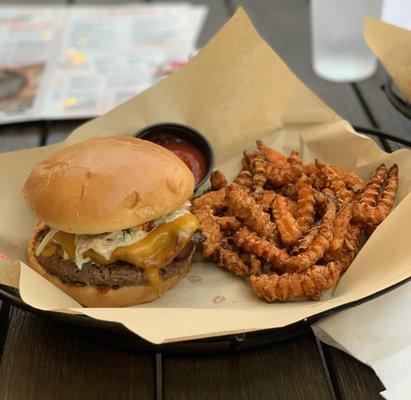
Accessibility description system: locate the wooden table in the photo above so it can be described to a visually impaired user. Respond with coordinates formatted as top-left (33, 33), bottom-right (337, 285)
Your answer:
top-left (0, 1), bottom-right (409, 399)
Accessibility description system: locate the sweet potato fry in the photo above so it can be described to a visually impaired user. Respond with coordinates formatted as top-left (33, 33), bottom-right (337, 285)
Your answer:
top-left (324, 201), bottom-right (354, 260)
top-left (215, 216), bottom-right (241, 231)
top-left (296, 175), bottom-right (315, 233)
top-left (194, 208), bottom-right (222, 258)
top-left (256, 140), bottom-right (288, 167)
top-left (316, 160), bottom-right (353, 203)
top-left (286, 200), bottom-right (336, 272)
top-left (272, 194), bottom-right (301, 246)
top-left (330, 166), bottom-right (364, 193)
top-left (234, 227), bottom-right (289, 271)
top-left (226, 185), bottom-right (278, 240)
top-left (249, 151), bottom-right (267, 190)
top-left (242, 253), bottom-right (263, 276)
top-left (249, 262), bottom-right (342, 301)
top-left (360, 164), bottom-right (388, 207)
top-left (290, 223), bottom-right (321, 255)
top-left (192, 187), bottom-right (226, 212)
top-left (210, 170), bottom-right (227, 191)
top-left (233, 170), bottom-right (252, 190)
top-left (215, 243), bottom-right (249, 278)
top-left (352, 164), bottom-right (398, 227)
top-left (276, 183), bottom-right (298, 200)
top-left (335, 223), bottom-right (362, 272)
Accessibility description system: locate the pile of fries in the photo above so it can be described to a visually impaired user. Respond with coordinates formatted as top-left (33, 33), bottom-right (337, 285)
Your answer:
top-left (192, 141), bottom-right (399, 302)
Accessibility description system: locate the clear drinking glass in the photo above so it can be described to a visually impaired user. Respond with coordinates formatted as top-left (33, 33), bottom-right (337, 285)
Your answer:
top-left (310, 0), bottom-right (383, 82)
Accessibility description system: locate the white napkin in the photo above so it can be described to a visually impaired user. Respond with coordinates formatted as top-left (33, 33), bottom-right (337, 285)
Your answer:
top-left (313, 281), bottom-right (411, 400)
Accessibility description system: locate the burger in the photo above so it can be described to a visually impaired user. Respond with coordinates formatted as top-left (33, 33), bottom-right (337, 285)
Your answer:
top-left (22, 136), bottom-right (200, 307)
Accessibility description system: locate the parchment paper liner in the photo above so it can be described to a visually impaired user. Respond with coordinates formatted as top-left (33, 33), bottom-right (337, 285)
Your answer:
top-left (365, 18), bottom-right (411, 103)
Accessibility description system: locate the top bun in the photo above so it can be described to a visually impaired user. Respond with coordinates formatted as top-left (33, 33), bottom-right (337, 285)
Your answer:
top-left (22, 136), bottom-right (195, 234)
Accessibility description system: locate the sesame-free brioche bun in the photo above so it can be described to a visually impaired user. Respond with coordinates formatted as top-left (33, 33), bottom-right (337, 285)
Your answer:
top-left (27, 222), bottom-right (194, 307)
top-left (22, 136), bottom-right (195, 234)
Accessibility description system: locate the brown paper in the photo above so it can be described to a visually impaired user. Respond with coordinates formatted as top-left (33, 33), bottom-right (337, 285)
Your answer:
top-left (365, 18), bottom-right (411, 103)
top-left (1, 9), bottom-right (411, 344)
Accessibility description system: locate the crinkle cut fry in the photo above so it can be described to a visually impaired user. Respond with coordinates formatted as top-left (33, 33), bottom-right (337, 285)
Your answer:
top-left (194, 208), bottom-right (222, 258)
top-left (335, 223), bottom-right (362, 272)
top-left (330, 166), bottom-right (365, 193)
top-left (277, 183), bottom-right (298, 201)
top-left (192, 187), bottom-right (226, 212)
top-left (304, 162), bottom-right (318, 176)
top-left (234, 227), bottom-right (289, 271)
top-left (316, 160), bottom-right (353, 203)
top-left (215, 243), bottom-right (249, 278)
top-left (192, 187), bottom-right (227, 258)
top-left (210, 170), bottom-right (227, 191)
top-left (242, 253), bottom-right (263, 276)
top-left (360, 164), bottom-right (388, 207)
top-left (272, 194), bottom-right (301, 246)
top-left (296, 175), bottom-right (315, 233)
top-left (352, 164), bottom-right (399, 226)
top-left (290, 223), bottom-right (321, 255)
top-left (256, 140), bottom-right (288, 167)
top-left (286, 200), bottom-right (337, 272)
top-left (215, 216), bottom-right (241, 231)
top-left (250, 150), bottom-right (267, 190)
top-left (233, 170), bottom-right (252, 190)
top-left (324, 201), bottom-right (354, 259)
top-left (249, 262), bottom-right (342, 302)
top-left (226, 185), bottom-right (279, 240)
top-left (242, 151), bottom-right (252, 171)
top-left (252, 189), bottom-right (275, 211)
top-left (265, 151), bottom-right (303, 187)
top-left (265, 164), bottom-right (301, 187)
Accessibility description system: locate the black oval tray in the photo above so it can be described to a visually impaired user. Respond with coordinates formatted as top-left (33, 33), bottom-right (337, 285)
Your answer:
top-left (1, 126), bottom-right (410, 353)
top-left (382, 79), bottom-right (411, 120)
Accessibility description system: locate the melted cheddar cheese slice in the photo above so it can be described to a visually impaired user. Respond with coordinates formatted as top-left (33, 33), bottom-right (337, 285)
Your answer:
top-left (41, 214), bottom-right (199, 292)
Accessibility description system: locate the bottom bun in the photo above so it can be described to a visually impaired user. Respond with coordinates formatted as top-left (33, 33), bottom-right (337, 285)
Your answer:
top-left (27, 222), bottom-right (193, 307)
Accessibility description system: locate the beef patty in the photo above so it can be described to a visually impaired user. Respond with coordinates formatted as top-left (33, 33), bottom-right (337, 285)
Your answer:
top-left (36, 228), bottom-right (203, 288)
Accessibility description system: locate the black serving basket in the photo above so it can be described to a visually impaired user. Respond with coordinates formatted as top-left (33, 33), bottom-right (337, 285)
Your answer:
top-left (382, 78), bottom-right (411, 120)
top-left (1, 126), bottom-right (410, 353)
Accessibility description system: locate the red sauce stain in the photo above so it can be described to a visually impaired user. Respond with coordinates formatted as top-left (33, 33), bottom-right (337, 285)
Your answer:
top-left (213, 295), bottom-right (225, 304)
top-left (187, 275), bottom-right (202, 283)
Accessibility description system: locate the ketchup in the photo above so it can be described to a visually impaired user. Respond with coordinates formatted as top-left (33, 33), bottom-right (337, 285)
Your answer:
top-left (151, 134), bottom-right (207, 185)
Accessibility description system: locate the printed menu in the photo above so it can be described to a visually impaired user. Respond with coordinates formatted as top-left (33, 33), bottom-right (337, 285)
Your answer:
top-left (0, 3), bottom-right (207, 124)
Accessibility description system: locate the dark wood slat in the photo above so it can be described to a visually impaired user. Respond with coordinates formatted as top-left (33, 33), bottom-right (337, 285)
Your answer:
top-left (0, 302), bottom-right (11, 361)
top-left (156, 0), bottom-right (229, 47)
top-left (163, 332), bottom-right (332, 400)
top-left (356, 67), bottom-right (411, 151)
top-left (323, 345), bottom-right (385, 400)
top-left (0, 123), bottom-right (42, 152)
top-left (0, 0), bottom-right (66, 3)
top-left (0, 307), bottom-right (155, 400)
top-left (46, 120), bottom-right (87, 145)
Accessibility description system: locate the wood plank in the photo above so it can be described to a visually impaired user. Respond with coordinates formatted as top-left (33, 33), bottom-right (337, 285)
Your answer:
top-left (0, 123), bottom-right (41, 152)
top-left (155, 0), bottom-right (229, 48)
top-left (323, 345), bottom-right (384, 400)
top-left (163, 333), bottom-right (332, 400)
top-left (231, 0), bottom-right (371, 128)
top-left (356, 67), bottom-right (411, 151)
top-left (0, 302), bottom-right (11, 361)
top-left (46, 120), bottom-right (86, 145)
top-left (0, 307), bottom-right (155, 400)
